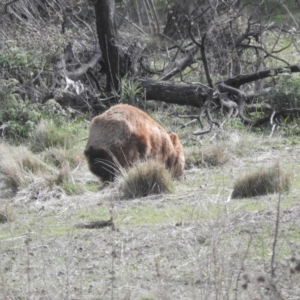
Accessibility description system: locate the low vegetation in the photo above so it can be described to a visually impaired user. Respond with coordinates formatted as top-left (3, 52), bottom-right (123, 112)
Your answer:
top-left (1, 110), bottom-right (300, 299)
top-left (185, 143), bottom-right (231, 168)
top-left (0, 95), bottom-right (89, 197)
top-left (118, 159), bottom-right (174, 199)
top-left (1, 0), bottom-right (300, 297)
top-left (232, 162), bottom-right (292, 198)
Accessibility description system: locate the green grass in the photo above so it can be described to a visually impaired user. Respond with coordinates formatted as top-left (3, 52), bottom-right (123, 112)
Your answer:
top-left (30, 119), bottom-right (86, 153)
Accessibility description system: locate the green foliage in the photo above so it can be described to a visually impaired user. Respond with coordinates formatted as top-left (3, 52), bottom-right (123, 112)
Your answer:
top-left (120, 74), bottom-right (143, 105)
top-left (283, 123), bottom-right (300, 137)
top-left (118, 159), bottom-right (174, 199)
top-left (62, 182), bottom-right (84, 195)
top-left (232, 162), bottom-right (292, 199)
top-left (0, 87), bottom-right (85, 145)
top-left (0, 40), bottom-right (42, 69)
top-left (261, 73), bottom-right (300, 110)
top-left (0, 78), bottom-right (19, 102)
top-left (0, 79), bottom-right (41, 139)
top-left (1, 102), bottom-right (41, 139)
top-left (0, 38), bottom-right (66, 72)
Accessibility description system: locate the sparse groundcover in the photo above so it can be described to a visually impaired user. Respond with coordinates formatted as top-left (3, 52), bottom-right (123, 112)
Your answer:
top-left (232, 162), bottom-right (292, 199)
top-left (2, 129), bottom-right (300, 299)
top-left (118, 159), bottom-right (174, 199)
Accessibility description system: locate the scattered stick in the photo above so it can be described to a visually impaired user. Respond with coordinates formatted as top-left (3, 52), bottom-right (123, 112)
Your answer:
top-left (180, 119), bottom-right (198, 129)
top-left (75, 218), bottom-right (115, 230)
top-left (269, 111), bottom-right (277, 138)
top-left (270, 193), bottom-right (281, 278)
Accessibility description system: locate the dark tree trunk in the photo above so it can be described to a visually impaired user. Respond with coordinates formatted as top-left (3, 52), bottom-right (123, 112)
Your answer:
top-left (94, 0), bottom-right (129, 91)
top-left (139, 78), bottom-right (208, 108)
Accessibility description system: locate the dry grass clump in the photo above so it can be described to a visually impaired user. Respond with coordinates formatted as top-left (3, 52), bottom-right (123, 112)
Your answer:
top-left (118, 159), bottom-right (174, 199)
top-left (232, 162), bottom-right (292, 199)
top-left (0, 143), bottom-right (83, 195)
top-left (44, 160), bottom-right (84, 195)
top-left (42, 147), bottom-right (83, 168)
top-left (30, 119), bottom-right (73, 152)
top-left (0, 205), bottom-right (15, 223)
top-left (185, 144), bottom-right (230, 168)
top-left (0, 143), bottom-right (50, 192)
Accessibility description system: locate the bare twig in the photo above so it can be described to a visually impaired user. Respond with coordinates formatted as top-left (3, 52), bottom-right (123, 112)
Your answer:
top-left (269, 111), bottom-right (277, 138)
top-left (74, 219), bottom-right (114, 229)
top-left (270, 192), bottom-right (281, 278)
top-left (0, 0), bottom-right (19, 14)
top-left (235, 235), bottom-right (253, 300)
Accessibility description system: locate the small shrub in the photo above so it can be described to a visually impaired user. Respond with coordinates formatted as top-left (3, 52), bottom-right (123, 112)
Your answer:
top-left (0, 82), bottom-right (41, 140)
top-left (260, 72), bottom-right (300, 111)
top-left (120, 74), bottom-right (143, 105)
top-left (232, 163), bottom-right (292, 199)
top-left (118, 160), bottom-right (174, 199)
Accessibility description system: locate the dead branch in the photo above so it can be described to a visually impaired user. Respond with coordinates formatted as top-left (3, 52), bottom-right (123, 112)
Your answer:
top-left (158, 46), bottom-right (199, 81)
top-left (75, 218), bottom-right (115, 229)
top-left (222, 64), bottom-right (300, 88)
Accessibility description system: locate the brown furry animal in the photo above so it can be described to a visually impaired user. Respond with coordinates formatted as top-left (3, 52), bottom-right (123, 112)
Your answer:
top-left (84, 104), bottom-right (185, 182)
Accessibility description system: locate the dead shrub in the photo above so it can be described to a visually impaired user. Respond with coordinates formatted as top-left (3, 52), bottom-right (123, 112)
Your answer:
top-left (232, 162), bottom-right (292, 199)
top-left (118, 159), bottom-right (174, 199)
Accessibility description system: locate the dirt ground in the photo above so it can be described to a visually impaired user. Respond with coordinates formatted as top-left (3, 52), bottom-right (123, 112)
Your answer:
top-left (1, 133), bottom-right (300, 300)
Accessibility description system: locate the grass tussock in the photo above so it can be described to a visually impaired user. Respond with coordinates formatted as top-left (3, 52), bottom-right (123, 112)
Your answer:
top-left (51, 161), bottom-right (83, 194)
top-left (30, 119), bottom-right (73, 152)
top-left (185, 144), bottom-right (230, 168)
top-left (42, 147), bottom-right (83, 168)
top-left (118, 159), bottom-right (174, 199)
top-left (0, 205), bottom-right (15, 223)
top-left (232, 162), bottom-right (292, 199)
top-left (0, 144), bottom-right (51, 192)
top-left (0, 143), bottom-right (83, 196)
top-left (44, 160), bottom-right (84, 195)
